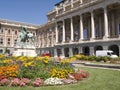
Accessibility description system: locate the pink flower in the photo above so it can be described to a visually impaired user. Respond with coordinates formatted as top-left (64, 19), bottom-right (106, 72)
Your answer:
top-left (19, 82), bottom-right (26, 87)
top-left (9, 78), bottom-right (20, 86)
top-left (20, 78), bottom-right (30, 84)
top-left (0, 78), bottom-right (10, 86)
top-left (32, 78), bottom-right (43, 87)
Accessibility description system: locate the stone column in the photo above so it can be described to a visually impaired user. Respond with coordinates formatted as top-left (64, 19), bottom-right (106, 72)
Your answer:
top-left (119, 46), bottom-right (120, 56)
top-left (71, 0), bottom-right (73, 8)
top-left (78, 47), bottom-right (82, 54)
top-left (69, 47), bottom-right (73, 57)
top-left (70, 17), bottom-right (74, 42)
top-left (51, 30), bottom-right (54, 46)
top-left (55, 7), bottom-right (58, 15)
top-left (61, 48), bottom-right (65, 58)
top-left (90, 47), bottom-right (94, 56)
top-left (55, 23), bottom-right (58, 43)
top-left (99, 16), bottom-right (102, 38)
top-left (103, 45), bottom-right (108, 50)
top-left (54, 48), bottom-right (58, 57)
top-left (80, 0), bottom-right (83, 3)
top-left (42, 35), bottom-right (44, 47)
top-left (47, 31), bottom-right (49, 47)
top-left (111, 13), bottom-right (115, 37)
top-left (4, 30), bottom-right (7, 47)
top-left (91, 11), bottom-right (95, 40)
top-left (104, 7), bottom-right (109, 38)
top-left (11, 31), bottom-right (14, 47)
top-left (79, 14), bottom-right (84, 41)
top-left (62, 20), bottom-right (65, 42)
top-left (63, 4), bottom-right (65, 12)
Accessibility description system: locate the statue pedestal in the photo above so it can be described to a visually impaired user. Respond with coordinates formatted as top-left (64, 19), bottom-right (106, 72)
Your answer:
top-left (13, 43), bottom-right (37, 57)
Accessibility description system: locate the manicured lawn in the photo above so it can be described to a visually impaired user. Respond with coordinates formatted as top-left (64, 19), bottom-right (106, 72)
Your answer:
top-left (0, 67), bottom-right (120, 90)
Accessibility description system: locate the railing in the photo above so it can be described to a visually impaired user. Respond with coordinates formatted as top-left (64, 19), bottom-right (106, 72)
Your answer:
top-left (109, 35), bottom-right (119, 38)
top-left (95, 37), bottom-right (103, 40)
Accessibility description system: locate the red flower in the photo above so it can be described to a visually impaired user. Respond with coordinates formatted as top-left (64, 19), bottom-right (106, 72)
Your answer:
top-left (77, 70), bottom-right (89, 78)
top-left (72, 73), bottom-right (82, 81)
top-left (0, 76), bottom-right (6, 80)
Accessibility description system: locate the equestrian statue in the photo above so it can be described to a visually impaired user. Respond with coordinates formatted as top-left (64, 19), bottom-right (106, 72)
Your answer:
top-left (19, 26), bottom-right (35, 43)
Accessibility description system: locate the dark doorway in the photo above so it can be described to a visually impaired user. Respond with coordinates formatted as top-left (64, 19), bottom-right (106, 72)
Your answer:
top-left (83, 46), bottom-right (90, 55)
top-left (108, 45), bottom-right (119, 56)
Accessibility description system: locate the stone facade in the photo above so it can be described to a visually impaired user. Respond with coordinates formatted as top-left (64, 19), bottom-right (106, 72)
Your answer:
top-left (0, 0), bottom-right (120, 57)
top-left (0, 19), bottom-right (37, 55)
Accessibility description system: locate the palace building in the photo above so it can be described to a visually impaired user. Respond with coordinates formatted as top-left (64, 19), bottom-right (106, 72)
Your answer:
top-left (0, 0), bottom-right (120, 57)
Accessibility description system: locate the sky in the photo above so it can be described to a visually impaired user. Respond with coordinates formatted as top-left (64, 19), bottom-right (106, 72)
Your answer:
top-left (0, 0), bottom-right (61, 25)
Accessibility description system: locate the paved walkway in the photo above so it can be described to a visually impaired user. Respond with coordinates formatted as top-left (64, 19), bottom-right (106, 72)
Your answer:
top-left (71, 61), bottom-right (120, 71)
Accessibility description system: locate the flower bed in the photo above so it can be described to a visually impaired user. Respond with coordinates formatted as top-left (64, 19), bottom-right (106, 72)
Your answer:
top-left (0, 55), bottom-right (89, 87)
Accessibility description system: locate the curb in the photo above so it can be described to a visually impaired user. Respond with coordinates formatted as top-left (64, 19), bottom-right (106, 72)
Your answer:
top-left (71, 62), bottom-right (120, 70)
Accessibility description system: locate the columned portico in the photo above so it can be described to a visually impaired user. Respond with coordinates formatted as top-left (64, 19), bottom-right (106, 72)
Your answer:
top-left (49, 0), bottom-right (120, 57)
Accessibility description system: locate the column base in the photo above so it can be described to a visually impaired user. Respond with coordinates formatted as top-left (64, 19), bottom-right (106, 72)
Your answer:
top-left (103, 36), bottom-right (109, 40)
top-left (62, 41), bottom-right (65, 43)
top-left (69, 40), bottom-right (74, 43)
top-left (79, 39), bottom-right (83, 42)
top-left (90, 38), bottom-right (95, 41)
top-left (60, 55), bottom-right (65, 59)
top-left (54, 56), bottom-right (58, 58)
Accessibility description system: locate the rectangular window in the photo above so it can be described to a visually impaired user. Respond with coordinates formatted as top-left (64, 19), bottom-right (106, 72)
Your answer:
top-left (0, 38), bottom-right (3, 44)
top-left (8, 29), bottom-right (11, 34)
top-left (15, 31), bottom-right (17, 34)
top-left (14, 39), bottom-right (17, 45)
top-left (84, 29), bottom-right (87, 39)
top-left (7, 38), bottom-right (10, 45)
top-left (0, 29), bottom-right (3, 33)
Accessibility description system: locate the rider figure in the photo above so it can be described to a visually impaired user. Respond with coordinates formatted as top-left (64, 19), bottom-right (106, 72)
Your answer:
top-left (20, 26), bottom-right (27, 42)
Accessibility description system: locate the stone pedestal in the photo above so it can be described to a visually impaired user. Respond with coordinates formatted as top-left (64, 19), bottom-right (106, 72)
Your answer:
top-left (13, 43), bottom-right (37, 57)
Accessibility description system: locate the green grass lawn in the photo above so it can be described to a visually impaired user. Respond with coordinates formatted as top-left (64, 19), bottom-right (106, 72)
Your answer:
top-left (0, 67), bottom-right (120, 90)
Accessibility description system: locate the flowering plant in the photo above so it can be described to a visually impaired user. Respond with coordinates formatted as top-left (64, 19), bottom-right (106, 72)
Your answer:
top-left (0, 78), bottom-right (10, 86)
top-left (77, 70), bottom-right (89, 78)
top-left (72, 73), bottom-right (83, 81)
top-left (9, 78), bottom-right (31, 87)
top-left (44, 77), bottom-right (64, 85)
top-left (32, 78), bottom-right (43, 87)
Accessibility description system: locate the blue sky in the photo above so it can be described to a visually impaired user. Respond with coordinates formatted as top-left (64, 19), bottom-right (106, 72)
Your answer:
top-left (0, 0), bottom-right (61, 25)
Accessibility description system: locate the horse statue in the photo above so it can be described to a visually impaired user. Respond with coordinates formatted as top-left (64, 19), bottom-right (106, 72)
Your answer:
top-left (19, 26), bottom-right (34, 43)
